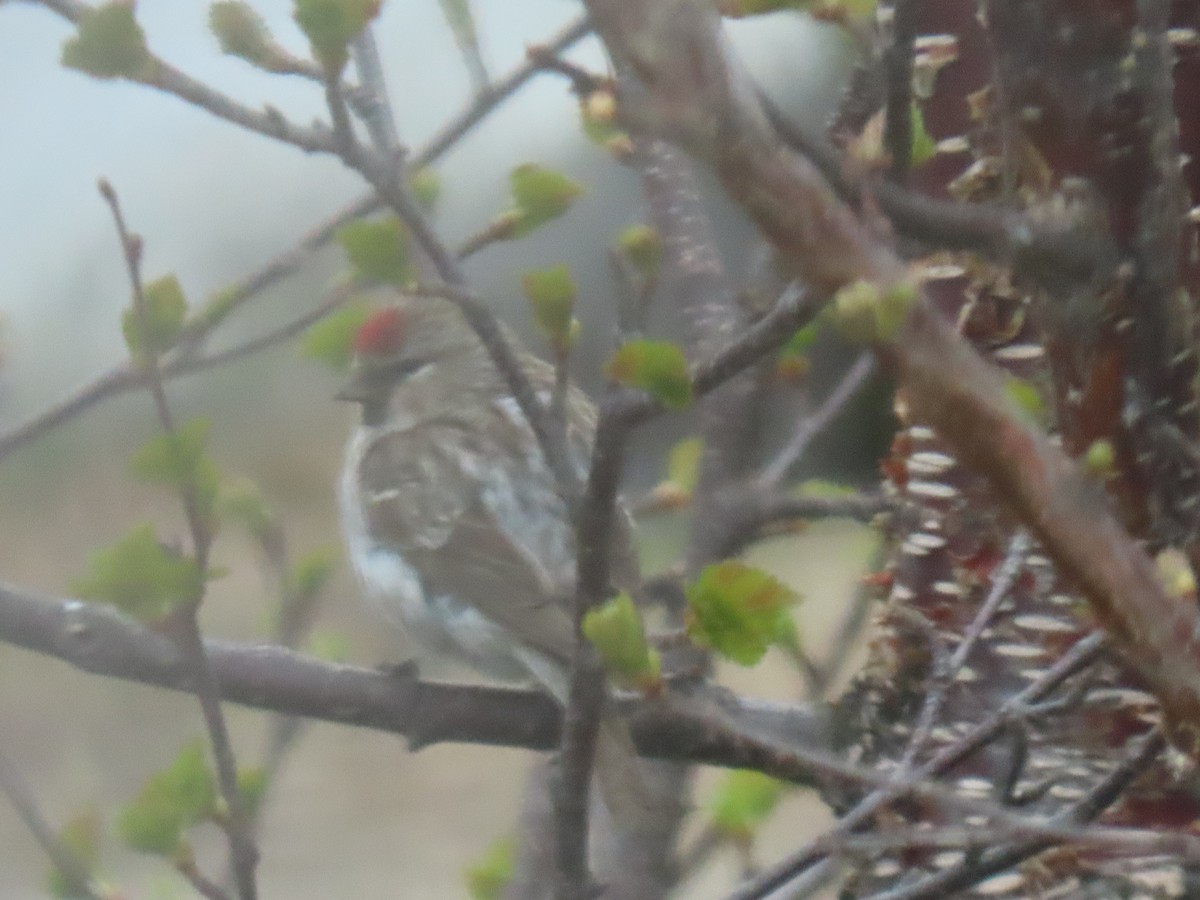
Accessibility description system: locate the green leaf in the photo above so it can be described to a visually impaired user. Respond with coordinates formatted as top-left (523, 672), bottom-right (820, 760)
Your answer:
top-left (237, 768), bottom-right (268, 816)
top-left (708, 770), bottom-right (787, 839)
top-left (301, 300), bottom-right (372, 372)
top-left (122, 275), bottom-right (188, 360)
top-left (61, 2), bottom-right (150, 79)
top-left (287, 546), bottom-right (338, 603)
top-left (605, 340), bottom-right (692, 410)
top-left (580, 90), bottom-right (624, 147)
top-left (909, 102), bottom-right (937, 168)
top-left (776, 318), bottom-right (824, 381)
top-left (293, 0), bottom-right (380, 73)
top-left (410, 167), bottom-right (441, 211)
top-left (1084, 438), bottom-right (1116, 479)
top-left (582, 592), bottom-right (661, 690)
top-left (616, 224), bottom-right (663, 276)
top-left (793, 478), bottom-right (856, 498)
top-left (784, 319), bottom-right (823, 356)
top-left (832, 279), bottom-right (915, 344)
top-left (117, 742), bottom-right (215, 856)
top-left (72, 524), bottom-right (203, 621)
top-left (1004, 375), bottom-right (1047, 424)
top-left (521, 264), bottom-right (577, 344)
top-left (337, 217), bottom-right (412, 287)
top-left (465, 836), bottom-right (515, 900)
top-left (209, 1), bottom-right (276, 66)
top-left (438, 0), bottom-right (477, 48)
top-left (131, 419), bottom-right (220, 525)
top-left (45, 809), bottom-right (101, 899)
top-left (508, 164), bottom-right (584, 237)
top-left (191, 283), bottom-right (241, 333)
top-left (685, 561), bottom-right (799, 666)
top-left (216, 478), bottom-right (277, 541)
top-left (308, 629), bottom-right (350, 662)
top-left (666, 437), bottom-right (703, 497)
top-left (131, 418), bottom-right (208, 484)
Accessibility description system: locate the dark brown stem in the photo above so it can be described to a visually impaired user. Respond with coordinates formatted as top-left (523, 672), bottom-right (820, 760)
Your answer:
top-left (883, 0), bottom-right (917, 183)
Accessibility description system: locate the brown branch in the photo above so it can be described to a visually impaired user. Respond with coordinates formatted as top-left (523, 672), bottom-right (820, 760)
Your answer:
top-left (0, 581), bottom-right (1158, 869)
top-left (583, 0), bottom-right (1200, 762)
top-left (0, 581), bottom-right (835, 770)
top-left (0, 583), bottom-right (1163, 877)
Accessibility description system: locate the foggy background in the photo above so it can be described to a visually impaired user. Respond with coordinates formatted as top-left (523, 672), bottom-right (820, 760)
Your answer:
top-left (0, 2), bottom-right (876, 896)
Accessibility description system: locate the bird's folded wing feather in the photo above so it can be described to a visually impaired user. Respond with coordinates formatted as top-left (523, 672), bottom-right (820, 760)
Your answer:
top-left (357, 425), bottom-right (576, 665)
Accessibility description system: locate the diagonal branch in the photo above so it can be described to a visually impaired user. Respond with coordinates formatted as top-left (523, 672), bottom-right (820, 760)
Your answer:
top-left (582, 0), bottom-right (1200, 763)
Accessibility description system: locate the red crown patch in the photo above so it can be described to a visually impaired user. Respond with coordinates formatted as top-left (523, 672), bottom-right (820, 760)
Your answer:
top-left (354, 306), bottom-right (406, 357)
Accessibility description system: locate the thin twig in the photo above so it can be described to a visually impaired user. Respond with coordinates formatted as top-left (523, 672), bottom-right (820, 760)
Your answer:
top-left (350, 29), bottom-right (400, 152)
top-left (758, 352), bottom-right (877, 488)
top-left (0, 745), bottom-right (100, 900)
top-left (902, 530), bottom-right (1031, 766)
top-left (35, 0), bottom-right (338, 154)
top-left (177, 857), bottom-right (234, 900)
top-left (728, 631), bottom-right (1106, 900)
top-left (860, 728), bottom-right (1168, 900)
top-left (99, 182), bottom-right (257, 900)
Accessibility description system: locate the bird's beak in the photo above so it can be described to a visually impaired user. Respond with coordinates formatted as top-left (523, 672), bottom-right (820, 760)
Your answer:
top-left (335, 368), bottom-right (372, 403)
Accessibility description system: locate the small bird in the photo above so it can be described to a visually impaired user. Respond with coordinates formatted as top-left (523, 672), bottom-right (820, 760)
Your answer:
top-left (337, 296), bottom-right (645, 816)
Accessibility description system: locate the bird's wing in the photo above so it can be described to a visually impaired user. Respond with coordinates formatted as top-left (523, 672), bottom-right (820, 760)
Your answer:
top-left (513, 356), bottom-right (641, 594)
top-left (357, 424), bottom-right (577, 666)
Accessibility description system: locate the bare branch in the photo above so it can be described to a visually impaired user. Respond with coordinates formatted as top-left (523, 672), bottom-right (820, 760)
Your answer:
top-left (0, 581), bottom-right (834, 770)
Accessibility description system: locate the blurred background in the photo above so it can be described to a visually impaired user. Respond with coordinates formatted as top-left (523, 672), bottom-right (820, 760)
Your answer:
top-left (0, 2), bottom-right (883, 896)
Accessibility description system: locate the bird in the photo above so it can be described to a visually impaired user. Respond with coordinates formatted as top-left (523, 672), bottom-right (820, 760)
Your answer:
top-left (336, 295), bottom-right (646, 818)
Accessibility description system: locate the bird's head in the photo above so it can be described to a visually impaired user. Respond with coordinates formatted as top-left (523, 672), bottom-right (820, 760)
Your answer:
top-left (337, 298), bottom-right (488, 426)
